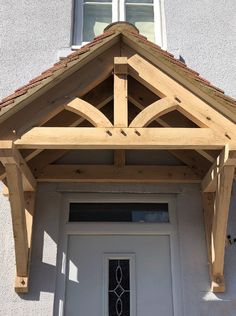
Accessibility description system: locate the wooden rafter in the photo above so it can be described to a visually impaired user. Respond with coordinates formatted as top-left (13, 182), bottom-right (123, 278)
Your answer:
top-left (127, 53), bottom-right (236, 139)
top-left (14, 127), bottom-right (229, 150)
top-left (0, 43), bottom-right (119, 140)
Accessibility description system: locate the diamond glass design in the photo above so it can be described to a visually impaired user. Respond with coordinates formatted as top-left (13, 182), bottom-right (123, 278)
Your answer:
top-left (109, 260), bottom-right (130, 316)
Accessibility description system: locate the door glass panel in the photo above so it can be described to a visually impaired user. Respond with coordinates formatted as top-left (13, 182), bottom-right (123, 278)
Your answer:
top-left (126, 4), bottom-right (155, 41)
top-left (69, 203), bottom-right (169, 222)
top-left (109, 259), bottom-right (130, 316)
top-left (83, 2), bottom-right (112, 42)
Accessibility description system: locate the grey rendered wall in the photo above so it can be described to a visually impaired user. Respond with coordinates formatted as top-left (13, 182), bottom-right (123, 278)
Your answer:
top-left (0, 0), bottom-right (236, 315)
top-left (165, 0), bottom-right (236, 98)
top-left (0, 0), bottom-right (73, 99)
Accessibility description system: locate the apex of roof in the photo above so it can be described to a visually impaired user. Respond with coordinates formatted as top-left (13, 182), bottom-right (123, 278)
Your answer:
top-left (104, 21), bottom-right (139, 34)
top-left (0, 22), bottom-right (236, 122)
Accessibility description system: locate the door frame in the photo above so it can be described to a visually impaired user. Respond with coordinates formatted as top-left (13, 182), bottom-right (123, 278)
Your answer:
top-left (54, 193), bottom-right (183, 316)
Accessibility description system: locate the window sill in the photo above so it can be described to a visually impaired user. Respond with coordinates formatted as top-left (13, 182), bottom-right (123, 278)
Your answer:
top-left (57, 44), bottom-right (89, 60)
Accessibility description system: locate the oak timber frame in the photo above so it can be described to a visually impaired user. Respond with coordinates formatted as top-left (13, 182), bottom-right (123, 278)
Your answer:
top-left (1, 43), bottom-right (236, 294)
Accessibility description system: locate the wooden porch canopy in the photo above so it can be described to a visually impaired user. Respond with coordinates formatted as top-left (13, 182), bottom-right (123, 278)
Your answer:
top-left (1, 22), bottom-right (236, 293)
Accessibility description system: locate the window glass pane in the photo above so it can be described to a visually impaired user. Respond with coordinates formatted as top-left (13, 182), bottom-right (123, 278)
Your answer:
top-left (126, 5), bottom-right (155, 42)
top-left (69, 203), bottom-right (169, 222)
top-left (83, 4), bottom-right (112, 42)
top-left (109, 260), bottom-right (130, 316)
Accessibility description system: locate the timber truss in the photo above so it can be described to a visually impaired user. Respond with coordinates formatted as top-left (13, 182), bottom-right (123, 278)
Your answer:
top-left (0, 29), bottom-right (236, 293)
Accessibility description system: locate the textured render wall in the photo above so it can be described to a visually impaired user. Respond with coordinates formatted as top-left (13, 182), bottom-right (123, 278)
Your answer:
top-left (0, 0), bottom-right (73, 99)
top-left (165, 0), bottom-right (236, 98)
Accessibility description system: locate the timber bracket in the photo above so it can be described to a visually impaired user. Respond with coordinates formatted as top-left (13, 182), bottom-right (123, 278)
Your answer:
top-left (0, 141), bottom-right (36, 293)
top-left (202, 145), bottom-right (236, 292)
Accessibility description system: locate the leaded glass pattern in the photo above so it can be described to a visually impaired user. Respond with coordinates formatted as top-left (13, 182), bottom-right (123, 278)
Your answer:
top-left (109, 260), bottom-right (130, 316)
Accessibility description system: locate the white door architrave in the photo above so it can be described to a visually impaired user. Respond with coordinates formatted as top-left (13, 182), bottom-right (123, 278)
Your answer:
top-left (54, 193), bottom-right (183, 316)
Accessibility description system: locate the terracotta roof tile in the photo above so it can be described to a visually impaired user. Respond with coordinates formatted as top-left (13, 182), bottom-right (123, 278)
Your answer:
top-left (94, 30), bottom-right (116, 41)
top-left (1, 89), bottom-right (28, 103)
top-left (0, 99), bottom-right (14, 108)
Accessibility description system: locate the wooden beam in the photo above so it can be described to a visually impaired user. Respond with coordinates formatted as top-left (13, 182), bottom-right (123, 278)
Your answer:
top-left (128, 89), bottom-right (214, 169)
top-left (65, 98), bottom-right (113, 127)
top-left (5, 164), bottom-right (28, 277)
top-left (0, 42), bottom-right (120, 139)
top-left (127, 53), bottom-right (236, 139)
top-left (15, 191), bottom-right (36, 293)
top-left (36, 164), bottom-right (201, 183)
top-left (129, 97), bottom-right (178, 127)
top-left (0, 141), bottom-right (36, 191)
top-left (114, 57), bottom-right (128, 75)
top-left (114, 150), bottom-right (126, 168)
top-left (114, 57), bottom-right (128, 127)
top-left (212, 166), bottom-right (234, 292)
top-left (202, 146), bottom-right (236, 192)
top-left (14, 127), bottom-right (229, 150)
top-left (0, 80), bottom-right (114, 181)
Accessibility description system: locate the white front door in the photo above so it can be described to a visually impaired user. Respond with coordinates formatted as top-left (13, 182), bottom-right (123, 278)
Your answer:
top-left (64, 234), bottom-right (174, 316)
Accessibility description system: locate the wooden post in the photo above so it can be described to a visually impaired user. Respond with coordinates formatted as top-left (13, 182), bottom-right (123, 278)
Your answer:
top-left (114, 57), bottom-right (128, 127)
top-left (15, 191), bottom-right (36, 293)
top-left (0, 141), bottom-right (36, 292)
top-left (5, 164), bottom-right (29, 276)
top-left (202, 149), bottom-right (235, 292)
top-left (211, 166), bottom-right (234, 292)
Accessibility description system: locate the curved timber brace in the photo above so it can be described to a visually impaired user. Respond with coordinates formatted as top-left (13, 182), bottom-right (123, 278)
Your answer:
top-left (0, 141), bottom-right (36, 293)
top-left (202, 146), bottom-right (236, 292)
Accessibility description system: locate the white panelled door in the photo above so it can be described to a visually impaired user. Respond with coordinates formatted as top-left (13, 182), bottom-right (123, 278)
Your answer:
top-left (64, 235), bottom-right (174, 316)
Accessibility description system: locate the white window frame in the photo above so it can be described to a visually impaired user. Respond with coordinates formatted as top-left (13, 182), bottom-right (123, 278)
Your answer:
top-left (72, 0), bottom-right (167, 48)
top-left (53, 193), bottom-right (183, 316)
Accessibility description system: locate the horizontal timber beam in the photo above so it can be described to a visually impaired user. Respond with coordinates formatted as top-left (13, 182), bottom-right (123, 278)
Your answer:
top-left (14, 127), bottom-right (229, 150)
top-left (36, 165), bottom-right (201, 183)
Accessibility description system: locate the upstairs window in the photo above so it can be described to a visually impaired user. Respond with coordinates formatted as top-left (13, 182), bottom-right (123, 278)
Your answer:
top-left (73, 0), bottom-right (166, 46)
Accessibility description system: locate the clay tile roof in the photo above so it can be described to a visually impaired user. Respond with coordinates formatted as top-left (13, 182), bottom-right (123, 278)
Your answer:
top-left (0, 22), bottom-right (236, 121)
